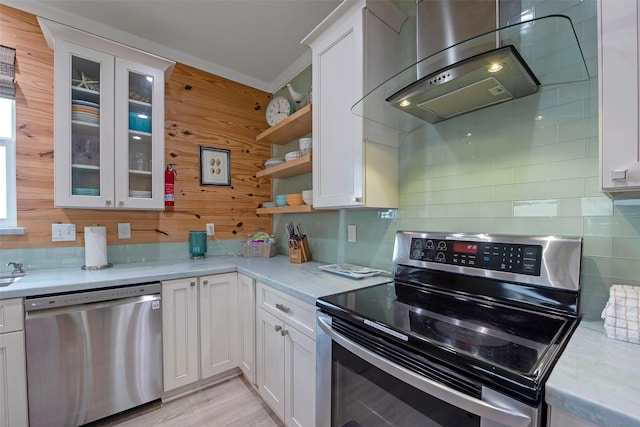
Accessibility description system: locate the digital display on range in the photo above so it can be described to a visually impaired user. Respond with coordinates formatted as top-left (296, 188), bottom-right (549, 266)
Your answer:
top-left (407, 238), bottom-right (542, 276)
top-left (453, 242), bottom-right (478, 254)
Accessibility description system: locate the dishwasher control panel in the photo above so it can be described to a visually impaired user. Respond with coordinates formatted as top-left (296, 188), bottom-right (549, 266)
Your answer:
top-left (25, 282), bottom-right (161, 312)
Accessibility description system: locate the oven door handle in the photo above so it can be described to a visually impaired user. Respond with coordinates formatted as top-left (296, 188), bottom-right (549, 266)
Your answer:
top-left (318, 316), bottom-right (532, 427)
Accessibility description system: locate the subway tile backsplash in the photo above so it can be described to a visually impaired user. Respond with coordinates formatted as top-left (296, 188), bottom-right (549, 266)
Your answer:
top-left (328, 0), bottom-right (639, 319)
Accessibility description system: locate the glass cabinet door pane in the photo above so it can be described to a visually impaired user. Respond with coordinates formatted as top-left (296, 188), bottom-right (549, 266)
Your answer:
top-left (70, 55), bottom-right (101, 196)
top-left (127, 71), bottom-right (153, 199)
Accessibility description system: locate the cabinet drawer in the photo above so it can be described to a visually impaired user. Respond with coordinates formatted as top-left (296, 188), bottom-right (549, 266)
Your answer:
top-left (256, 282), bottom-right (315, 338)
top-left (0, 298), bottom-right (23, 334)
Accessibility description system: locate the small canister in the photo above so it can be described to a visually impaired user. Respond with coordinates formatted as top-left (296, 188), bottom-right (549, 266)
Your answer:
top-left (189, 230), bottom-right (207, 259)
top-left (299, 138), bottom-right (312, 155)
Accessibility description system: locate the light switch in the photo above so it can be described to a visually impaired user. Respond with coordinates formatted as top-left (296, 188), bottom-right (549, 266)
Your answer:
top-left (347, 224), bottom-right (357, 243)
top-left (118, 223), bottom-right (131, 239)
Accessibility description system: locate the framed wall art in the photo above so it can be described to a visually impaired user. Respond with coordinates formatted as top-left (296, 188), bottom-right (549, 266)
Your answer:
top-left (200, 146), bottom-right (231, 186)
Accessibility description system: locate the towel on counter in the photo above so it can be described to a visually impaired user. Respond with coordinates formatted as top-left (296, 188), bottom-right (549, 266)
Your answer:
top-left (601, 284), bottom-right (640, 344)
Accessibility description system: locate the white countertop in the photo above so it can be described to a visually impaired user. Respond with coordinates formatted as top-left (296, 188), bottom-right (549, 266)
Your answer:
top-left (0, 255), bottom-right (392, 304)
top-left (546, 320), bottom-right (640, 427)
top-left (8, 256), bottom-right (637, 426)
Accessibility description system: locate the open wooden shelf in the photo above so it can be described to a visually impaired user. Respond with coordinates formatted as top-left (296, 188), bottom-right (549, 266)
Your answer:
top-left (256, 104), bottom-right (312, 145)
top-left (256, 154), bottom-right (311, 179)
top-left (256, 204), bottom-right (316, 214)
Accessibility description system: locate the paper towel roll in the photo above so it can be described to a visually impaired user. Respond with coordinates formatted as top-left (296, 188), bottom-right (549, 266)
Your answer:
top-left (84, 226), bottom-right (108, 268)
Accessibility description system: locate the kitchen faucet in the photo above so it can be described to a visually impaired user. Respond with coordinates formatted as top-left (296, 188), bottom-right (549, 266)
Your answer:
top-left (7, 262), bottom-right (25, 274)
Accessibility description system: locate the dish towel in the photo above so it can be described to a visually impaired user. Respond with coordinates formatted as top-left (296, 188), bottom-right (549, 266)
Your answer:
top-left (601, 284), bottom-right (640, 344)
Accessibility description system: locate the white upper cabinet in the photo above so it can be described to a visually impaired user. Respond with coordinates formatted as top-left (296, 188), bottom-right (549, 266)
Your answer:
top-left (599, 0), bottom-right (640, 196)
top-left (302, 0), bottom-right (406, 209)
top-left (39, 18), bottom-right (174, 209)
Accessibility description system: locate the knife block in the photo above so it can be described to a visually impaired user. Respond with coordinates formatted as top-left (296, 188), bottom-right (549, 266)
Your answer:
top-left (289, 236), bottom-right (311, 264)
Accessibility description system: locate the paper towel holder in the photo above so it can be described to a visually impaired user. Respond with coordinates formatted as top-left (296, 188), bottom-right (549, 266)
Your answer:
top-left (82, 224), bottom-right (113, 270)
top-left (82, 263), bottom-right (113, 270)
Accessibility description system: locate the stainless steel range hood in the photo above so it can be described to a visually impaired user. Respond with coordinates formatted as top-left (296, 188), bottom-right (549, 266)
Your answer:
top-left (352, 14), bottom-right (589, 132)
top-left (386, 45), bottom-right (539, 124)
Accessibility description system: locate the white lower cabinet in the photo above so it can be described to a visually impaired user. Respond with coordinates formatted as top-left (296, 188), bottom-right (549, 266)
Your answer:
top-left (0, 298), bottom-right (28, 427)
top-left (162, 273), bottom-right (239, 392)
top-left (256, 282), bottom-right (316, 427)
top-left (547, 406), bottom-right (600, 427)
top-left (238, 273), bottom-right (256, 384)
top-left (199, 274), bottom-right (239, 378)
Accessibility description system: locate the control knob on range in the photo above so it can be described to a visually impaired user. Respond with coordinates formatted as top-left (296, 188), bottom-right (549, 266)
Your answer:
top-left (436, 252), bottom-right (446, 261)
top-left (412, 249), bottom-right (422, 259)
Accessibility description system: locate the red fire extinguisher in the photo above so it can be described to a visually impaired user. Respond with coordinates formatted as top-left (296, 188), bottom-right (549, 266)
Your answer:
top-left (165, 164), bottom-right (176, 206)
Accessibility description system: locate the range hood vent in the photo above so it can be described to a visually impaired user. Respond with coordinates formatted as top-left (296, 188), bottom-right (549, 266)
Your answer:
top-left (352, 15), bottom-right (589, 132)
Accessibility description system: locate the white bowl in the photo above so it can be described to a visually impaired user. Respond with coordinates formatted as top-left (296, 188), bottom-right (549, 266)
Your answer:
top-left (284, 150), bottom-right (302, 161)
top-left (301, 190), bottom-right (312, 199)
top-left (265, 158), bottom-right (284, 168)
top-left (303, 197), bottom-right (313, 205)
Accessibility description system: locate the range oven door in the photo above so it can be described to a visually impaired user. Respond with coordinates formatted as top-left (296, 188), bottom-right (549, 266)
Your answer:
top-left (316, 312), bottom-right (540, 427)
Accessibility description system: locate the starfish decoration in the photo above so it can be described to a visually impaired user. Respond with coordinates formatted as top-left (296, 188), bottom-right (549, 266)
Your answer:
top-left (72, 72), bottom-right (99, 90)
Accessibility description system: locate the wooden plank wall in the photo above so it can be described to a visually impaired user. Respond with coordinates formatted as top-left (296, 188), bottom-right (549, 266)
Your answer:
top-left (0, 5), bottom-right (273, 249)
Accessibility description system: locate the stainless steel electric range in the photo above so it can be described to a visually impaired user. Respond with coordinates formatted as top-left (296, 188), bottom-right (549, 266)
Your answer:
top-left (316, 231), bottom-right (582, 427)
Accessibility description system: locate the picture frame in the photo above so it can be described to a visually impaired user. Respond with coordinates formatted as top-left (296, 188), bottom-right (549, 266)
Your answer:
top-left (199, 146), bottom-right (231, 186)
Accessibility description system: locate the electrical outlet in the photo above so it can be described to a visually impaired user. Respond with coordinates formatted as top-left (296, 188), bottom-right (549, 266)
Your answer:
top-left (206, 223), bottom-right (215, 236)
top-left (118, 223), bottom-right (131, 239)
top-left (347, 224), bottom-right (357, 243)
top-left (52, 224), bottom-right (76, 242)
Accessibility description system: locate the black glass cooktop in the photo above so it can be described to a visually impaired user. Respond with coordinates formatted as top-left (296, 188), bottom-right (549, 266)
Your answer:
top-left (318, 281), bottom-right (574, 386)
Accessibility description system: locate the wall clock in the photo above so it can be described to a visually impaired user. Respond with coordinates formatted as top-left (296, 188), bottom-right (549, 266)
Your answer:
top-left (265, 96), bottom-right (293, 126)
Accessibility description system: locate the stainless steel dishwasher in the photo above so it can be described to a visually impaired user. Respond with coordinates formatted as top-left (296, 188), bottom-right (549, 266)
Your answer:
top-left (24, 282), bottom-right (163, 427)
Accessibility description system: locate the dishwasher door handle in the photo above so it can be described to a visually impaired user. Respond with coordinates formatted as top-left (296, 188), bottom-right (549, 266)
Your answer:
top-left (25, 293), bottom-right (160, 318)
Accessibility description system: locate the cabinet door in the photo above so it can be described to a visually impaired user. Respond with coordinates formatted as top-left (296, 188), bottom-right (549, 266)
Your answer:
top-left (0, 331), bottom-right (28, 427)
top-left (285, 325), bottom-right (316, 427)
top-left (53, 40), bottom-right (116, 208)
top-left (312, 8), bottom-right (365, 208)
top-left (548, 406), bottom-right (600, 427)
top-left (599, 0), bottom-right (640, 193)
top-left (238, 273), bottom-right (256, 384)
top-left (114, 58), bottom-right (165, 209)
top-left (256, 308), bottom-right (286, 420)
top-left (162, 277), bottom-right (199, 391)
top-left (199, 273), bottom-right (239, 379)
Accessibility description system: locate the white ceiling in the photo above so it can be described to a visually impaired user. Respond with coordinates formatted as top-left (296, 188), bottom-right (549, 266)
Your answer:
top-left (3, 0), bottom-right (342, 92)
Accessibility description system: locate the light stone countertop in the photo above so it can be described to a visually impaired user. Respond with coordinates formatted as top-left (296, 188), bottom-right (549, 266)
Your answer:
top-left (546, 320), bottom-right (640, 427)
top-left (7, 256), bottom-right (637, 426)
top-left (0, 255), bottom-right (392, 304)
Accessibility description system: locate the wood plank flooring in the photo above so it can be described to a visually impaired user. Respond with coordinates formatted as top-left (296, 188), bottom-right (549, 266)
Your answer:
top-left (89, 375), bottom-right (284, 427)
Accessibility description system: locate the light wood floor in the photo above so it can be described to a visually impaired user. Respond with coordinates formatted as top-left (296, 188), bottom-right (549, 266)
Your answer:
top-left (90, 375), bottom-right (285, 427)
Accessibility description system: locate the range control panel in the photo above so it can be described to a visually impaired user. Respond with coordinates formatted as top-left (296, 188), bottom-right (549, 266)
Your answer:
top-left (409, 238), bottom-right (542, 276)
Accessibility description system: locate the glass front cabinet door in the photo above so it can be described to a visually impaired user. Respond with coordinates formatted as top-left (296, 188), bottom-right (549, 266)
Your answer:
top-left (114, 59), bottom-right (164, 209)
top-left (45, 21), bottom-right (173, 210)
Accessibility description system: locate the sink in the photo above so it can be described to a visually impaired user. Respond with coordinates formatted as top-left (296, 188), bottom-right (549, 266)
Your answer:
top-left (0, 275), bottom-right (24, 287)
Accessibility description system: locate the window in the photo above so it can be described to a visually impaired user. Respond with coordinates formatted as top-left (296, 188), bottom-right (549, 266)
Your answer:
top-left (0, 45), bottom-right (17, 231)
top-left (0, 96), bottom-right (16, 228)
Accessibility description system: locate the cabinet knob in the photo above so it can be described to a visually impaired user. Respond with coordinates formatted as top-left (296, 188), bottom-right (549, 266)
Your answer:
top-left (275, 325), bottom-right (283, 332)
top-left (202, 280), bottom-right (208, 285)
top-left (275, 303), bottom-right (290, 313)
top-left (611, 169), bottom-right (628, 181)
top-left (105, 200), bottom-right (112, 206)
top-left (118, 201), bottom-right (124, 207)
top-left (190, 281), bottom-right (196, 287)
top-left (353, 197), bottom-right (362, 203)
top-left (280, 328), bottom-right (289, 336)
